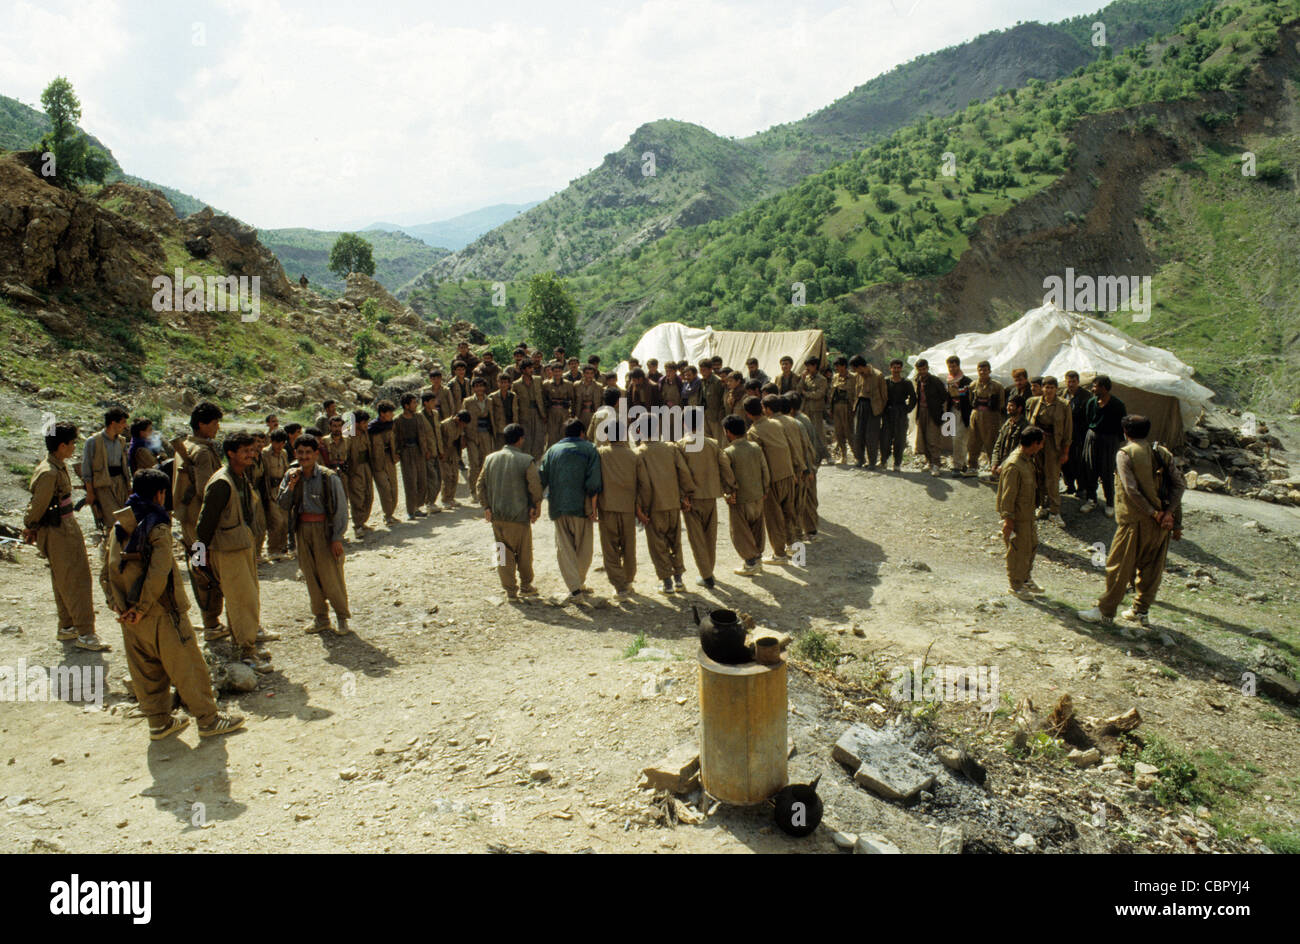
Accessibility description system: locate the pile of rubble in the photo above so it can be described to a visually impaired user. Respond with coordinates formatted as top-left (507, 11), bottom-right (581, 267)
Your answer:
top-left (1181, 411), bottom-right (1298, 506)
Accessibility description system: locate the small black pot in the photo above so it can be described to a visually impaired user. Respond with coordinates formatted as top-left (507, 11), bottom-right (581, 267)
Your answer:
top-left (773, 775), bottom-right (823, 837)
top-left (699, 609), bottom-right (750, 664)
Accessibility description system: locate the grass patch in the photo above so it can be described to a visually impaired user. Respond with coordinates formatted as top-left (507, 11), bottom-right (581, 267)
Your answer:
top-left (8, 462), bottom-right (33, 477)
top-left (793, 629), bottom-right (840, 669)
top-left (621, 631), bottom-right (647, 659)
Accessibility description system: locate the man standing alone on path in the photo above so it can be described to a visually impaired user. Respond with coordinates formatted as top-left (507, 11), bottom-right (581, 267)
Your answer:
top-left (24, 421), bottom-right (107, 651)
top-left (279, 434), bottom-right (351, 635)
top-left (882, 359), bottom-right (916, 472)
top-left (1078, 414), bottom-right (1184, 627)
top-left (476, 424), bottom-right (542, 601)
top-left (539, 419), bottom-right (603, 603)
top-left (913, 359), bottom-right (948, 477)
top-left (996, 426), bottom-right (1046, 601)
top-left (1080, 375), bottom-right (1126, 517)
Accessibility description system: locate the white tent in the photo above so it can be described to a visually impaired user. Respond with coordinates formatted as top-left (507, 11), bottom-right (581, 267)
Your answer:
top-left (619, 322), bottom-right (827, 382)
top-left (910, 304), bottom-right (1214, 446)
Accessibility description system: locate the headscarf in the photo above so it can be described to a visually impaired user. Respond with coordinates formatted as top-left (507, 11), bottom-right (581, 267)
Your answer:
top-left (117, 492), bottom-right (171, 556)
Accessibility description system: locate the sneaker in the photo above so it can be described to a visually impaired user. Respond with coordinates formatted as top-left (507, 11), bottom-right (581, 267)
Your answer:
top-left (673, 575), bottom-right (685, 591)
top-left (697, 576), bottom-right (716, 589)
top-left (930, 465), bottom-right (943, 477)
top-left (1121, 608), bottom-right (1149, 626)
top-left (306, 616), bottom-right (329, 634)
top-left (1049, 514), bottom-right (1066, 527)
top-left (199, 714), bottom-right (246, 738)
top-left (661, 579), bottom-right (676, 595)
top-left (149, 715), bottom-right (190, 741)
top-left (803, 533), bottom-right (817, 543)
top-left (333, 616), bottom-right (350, 636)
top-left (505, 590), bottom-right (520, 602)
top-left (962, 468), bottom-right (979, 478)
top-left (519, 586), bottom-right (540, 598)
top-left (426, 506), bottom-right (443, 514)
top-left (893, 462), bottom-right (902, 472)
top-left (1008, 587), bottom-right (1036, 601)
top-left (1079, 501), bottom-right (1097, 514)
top-left (384, 516), bottom-right (399, 526)
top-left (763, 554), bottom-right (790, 565)
top-left (255, 628), bottom-right (281, 643)
top-left (56, 627), bottom-right (79, 642)
top-left (611, 589), bottom-right (629, 602)
top-left (1035, 507), bottom-right (1050, 519)
top-left (733, 562), bottom-right (760, 576)
top-left (204, 625), bottom-right (231, 642)
top-left (75, 633), bottom-right (110, 652)
top-left (242, 654), bottom-right (274, 674)
top-left (1024, 579), bottom-right (1046, 596)
top-left (1103, 505), bottom-right (1114, 518)
top-left (1076, 607), bottom-right (1112, 626)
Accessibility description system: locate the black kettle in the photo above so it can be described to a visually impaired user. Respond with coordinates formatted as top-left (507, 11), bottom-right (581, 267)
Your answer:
top-left (773, 775), bottom-right (823, 837)
top-left (696, 607), bottom-right (750, 664)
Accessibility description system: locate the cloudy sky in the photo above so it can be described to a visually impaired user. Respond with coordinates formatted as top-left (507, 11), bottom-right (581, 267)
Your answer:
top-left (1, 0), bottom-right (1108, 229)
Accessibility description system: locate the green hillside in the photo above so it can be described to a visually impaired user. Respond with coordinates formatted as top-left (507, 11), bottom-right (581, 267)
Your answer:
top-left (412, 0), bottom-right (1212, 286)
top-left (260, 228), bottom-right (449, 295)
top-left (405, 0), bottom-right (1298, 411)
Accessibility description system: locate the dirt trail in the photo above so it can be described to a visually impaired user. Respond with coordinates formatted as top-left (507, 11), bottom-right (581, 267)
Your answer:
top-left (1, 453), bottom-right (1297, 853)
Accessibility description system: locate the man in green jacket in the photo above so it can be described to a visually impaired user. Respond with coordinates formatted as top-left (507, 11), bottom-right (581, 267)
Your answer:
top-left (539, 420), bottom-right (603, 603)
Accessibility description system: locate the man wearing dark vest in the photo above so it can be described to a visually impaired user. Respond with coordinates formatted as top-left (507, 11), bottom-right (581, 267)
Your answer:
top-left (1078, 414), bottom-right (1184, 627)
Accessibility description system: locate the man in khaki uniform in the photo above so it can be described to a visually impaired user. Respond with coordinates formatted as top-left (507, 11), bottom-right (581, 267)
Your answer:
top-left (720, 415), bottom-right (770, 575)
top-left (476, 424), bottom-right (542, 600)
top-left (462, 377), bottom-right (496, 491)
top-left (368, 400), bottom-right (400, 526)
top-left (81, 406), bottom-right (131, 540)
top-left (995, 426), bottom-right (1045, 600)
top-left (195, 432), bottom-right (270, 671)
top-left (913, 359), bottom-right (948, 476)
top-left (574, 364), bottom-right (602, 433)
top-left (1024, 376), bottom-right (1073, 524)
top-left (279, 435), bottom-right (352, 634)
top-left (440, 411), bottom-right (470, 506)
top-left (635, 426), bottom-right (696, 595)
top-left (850, 355), bottom-right (888, 469)
top-left (262, 430), bottom-right (291, 555)
top-left (596, 421), bottom-right (638, 598)
top-left (745, 396), bottom-right (797, 562)
top-left (23, 421), bottom-right (107, 651)
top-left (772, 395), bottom-right (814, 546)
top-left (542, 363), bottom-right (575, 449)
top-left (967, 360), bottom-right (1005, 471)
top-left (395, 393), bottom-right (434, 520)
top-left (174, 402), bottom-right (223, 553)
top-left (489, 373), bottom-right (519, 451)
top-left (786, 393), bottom-right (821, 540)
top-left (1079, 415), bottom-right (1185, 627)
top-left (419, 394), bottom-right (445, 513)
top-left (800, 356), bottom-right (830, 463)
top-left (698, 360), bottom-right (727, 444)
top-left (513, 362), bottom-right (547, 460)
top-left (246, 434), bottom-right (269, 562)
top-left (427, 370), bottom-right (457, 420)
top-left (343, 411), bottom-right (375, 533)
top-left (677, 414), bottom-right (729, 589)
top-left (100, 468), bottom-right (242, 739)
top-left (829, 357), bottom-right (853, 463)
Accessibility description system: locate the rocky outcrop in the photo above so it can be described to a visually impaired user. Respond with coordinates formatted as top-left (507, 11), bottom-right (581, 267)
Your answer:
top-left (180, 208), bottom-right (294, 299)
top-left (0, 152), bottom-right (165, 309)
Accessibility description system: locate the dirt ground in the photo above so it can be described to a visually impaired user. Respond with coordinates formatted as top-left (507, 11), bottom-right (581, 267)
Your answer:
top-left (2, 407), bottom-right (1298, 854)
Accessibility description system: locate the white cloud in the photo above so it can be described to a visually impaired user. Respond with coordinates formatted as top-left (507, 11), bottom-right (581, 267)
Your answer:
top-left (3, 0), bottom-right (1108, 228)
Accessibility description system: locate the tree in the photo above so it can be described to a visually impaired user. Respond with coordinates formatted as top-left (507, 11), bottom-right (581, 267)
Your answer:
top-left (38, 77), bottom-right (110, 188)
top-left (519, 272), bottom-right (581, 356)
top-left (329, 233), bottom-right (376, 279)
top-left (353, 298), bottom-right (381, 379)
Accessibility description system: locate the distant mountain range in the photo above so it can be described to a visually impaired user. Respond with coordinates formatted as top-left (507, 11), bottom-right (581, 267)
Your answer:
top-left (364, 202), bottom-right (541, 251)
